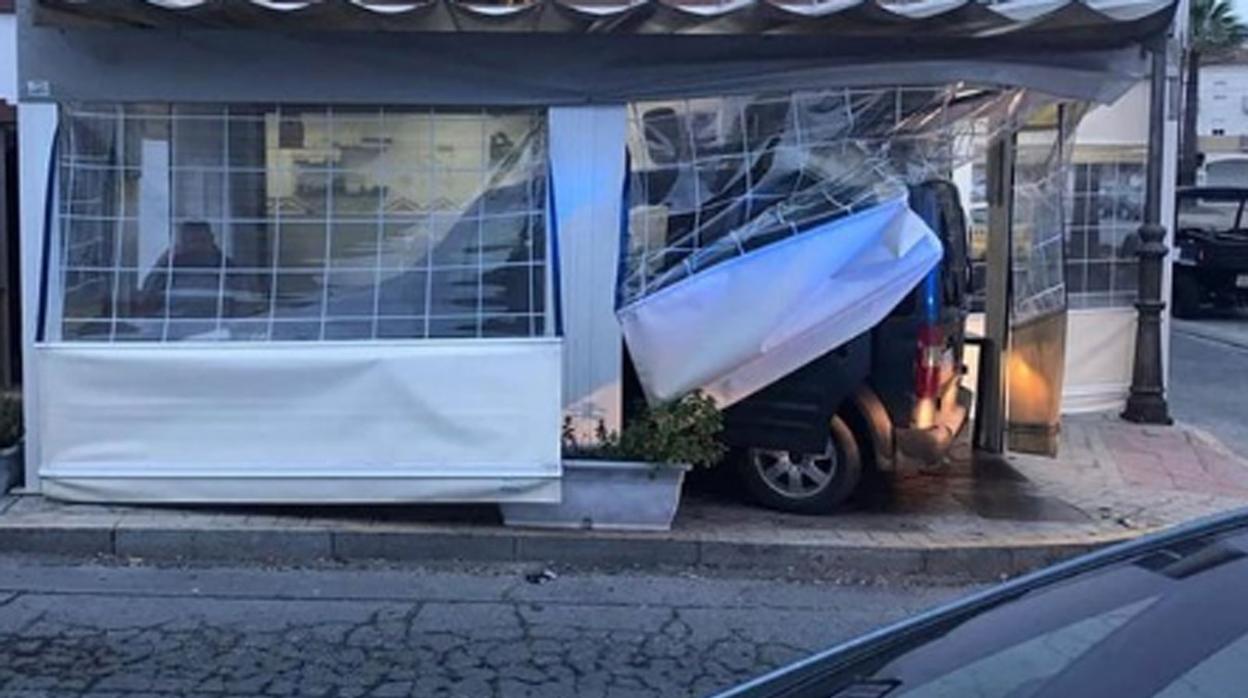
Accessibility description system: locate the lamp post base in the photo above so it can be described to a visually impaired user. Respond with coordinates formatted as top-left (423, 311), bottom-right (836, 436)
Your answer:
top-left (1122, 394), bottom-right (1173, 425)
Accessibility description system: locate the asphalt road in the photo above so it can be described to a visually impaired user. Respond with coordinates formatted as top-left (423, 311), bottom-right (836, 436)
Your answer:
top-left (0, 557), bottom-right (972, 698)
top-left (1170, 316), bottom-right (1248, 459)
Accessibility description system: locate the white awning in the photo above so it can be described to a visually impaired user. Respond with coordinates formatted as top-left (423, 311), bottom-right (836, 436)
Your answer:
top-left (25, 0), bottom-right (1176, 104)
top-left (38, 0), bottom-right (1175, 40)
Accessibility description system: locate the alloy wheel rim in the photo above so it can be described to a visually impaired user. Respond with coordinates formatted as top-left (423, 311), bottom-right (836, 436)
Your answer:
top-left (752, 439), bottom-right (839, 498)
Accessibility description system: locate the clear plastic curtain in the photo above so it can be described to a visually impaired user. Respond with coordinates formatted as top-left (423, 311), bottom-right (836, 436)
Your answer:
top-left (1011, 104), bottom-right (1084, 325)
top-left (617, 85), bottom-right (1070, 405)
top-left (51, 104), bottom-right (549, 344)
top-left (620, 86), bottom-right (1059, 306)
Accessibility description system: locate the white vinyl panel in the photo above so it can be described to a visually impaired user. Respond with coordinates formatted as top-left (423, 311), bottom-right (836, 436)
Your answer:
top-left (1159, 68), bottom-right (1179, 388)
top-left (19, 102), bottom-right (60, 492)
top-left (0, 16), bottom-right (14, 104)
top-left (34, 339), bottom-right (562, 502)
top-left (1061, 308), bottom-right (1136, 414)
top-left (550, 106), bottom-right (628, 437)
top-left (620, 197), bottom-right (943, 406)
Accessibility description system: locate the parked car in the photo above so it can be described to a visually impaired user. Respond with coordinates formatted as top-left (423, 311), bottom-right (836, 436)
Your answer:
top-left (716, 508), bottom-right (1248, 698)
top-left (1198, 154), bottom-right (1248, 188)
top-left (1173, 186), bottom-right (1248, 318)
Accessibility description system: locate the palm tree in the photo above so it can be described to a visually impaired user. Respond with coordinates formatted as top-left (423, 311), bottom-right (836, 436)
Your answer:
top-left (1180, 0), bottom-right (1248, 185)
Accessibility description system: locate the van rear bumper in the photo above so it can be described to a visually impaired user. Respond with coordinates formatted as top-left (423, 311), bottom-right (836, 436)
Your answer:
top-left (894, 385), bottom-right (971, 464)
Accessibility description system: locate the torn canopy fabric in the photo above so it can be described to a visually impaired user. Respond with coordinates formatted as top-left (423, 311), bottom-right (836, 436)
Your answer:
top-left (619, 196), bottom-right (942, 406)
top-left (620, 86), bottom-right (1049, 305)
top-left (618, 86), bottom-right (1055, 406)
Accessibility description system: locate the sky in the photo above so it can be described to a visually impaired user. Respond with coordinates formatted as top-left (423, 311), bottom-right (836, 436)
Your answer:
top-left (1233, 0), bottom-right (1248, 24)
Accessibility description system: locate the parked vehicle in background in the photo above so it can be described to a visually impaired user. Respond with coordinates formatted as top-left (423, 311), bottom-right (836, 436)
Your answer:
top-left (718, 508), bottom-right (1248, 698)
top-left (1198, 154), bottom-right (1248, 188)
top-left (719, 180), bottom-right (972, 514)
top-left (1173, 186), bottom-right (1248, 317)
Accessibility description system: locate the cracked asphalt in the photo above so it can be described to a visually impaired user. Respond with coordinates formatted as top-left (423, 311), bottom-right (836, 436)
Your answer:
top-left (0, 557), bottom-right (972, 698)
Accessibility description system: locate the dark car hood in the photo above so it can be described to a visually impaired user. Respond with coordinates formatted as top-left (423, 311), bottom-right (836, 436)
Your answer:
top-left (717, 509), bottom-right (1248, 698)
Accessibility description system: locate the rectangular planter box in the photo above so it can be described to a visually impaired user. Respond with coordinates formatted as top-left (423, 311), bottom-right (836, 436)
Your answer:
top-left (0, 443), bottom-right (22, 495)
top-left (501, 459), bottom-right (690, 532)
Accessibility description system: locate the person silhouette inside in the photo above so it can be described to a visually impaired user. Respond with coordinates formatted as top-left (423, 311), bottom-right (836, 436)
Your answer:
top-left (142, 221), bottom-right (228, 319)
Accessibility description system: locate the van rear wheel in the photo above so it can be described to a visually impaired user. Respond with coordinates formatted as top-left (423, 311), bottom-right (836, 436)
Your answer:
top-left (1172, 271), bottom-right (1202, 319)
top-left (738, 415), bottom-right (863, 515)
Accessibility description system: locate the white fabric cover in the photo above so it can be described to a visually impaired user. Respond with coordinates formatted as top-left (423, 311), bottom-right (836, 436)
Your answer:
top-left (549, 106), bottom-right (628, 436)
top-left (34, 339), bottom-right (562, 503)
top-left (618, 197), bottom-right (942, 407)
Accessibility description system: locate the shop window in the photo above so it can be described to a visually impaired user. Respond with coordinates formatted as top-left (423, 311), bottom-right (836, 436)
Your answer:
top-left (52, 104), bottom-right (549, 342)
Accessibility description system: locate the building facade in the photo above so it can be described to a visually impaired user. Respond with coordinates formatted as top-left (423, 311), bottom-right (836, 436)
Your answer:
top-left (1197, 52), bottom-right (1248, 185)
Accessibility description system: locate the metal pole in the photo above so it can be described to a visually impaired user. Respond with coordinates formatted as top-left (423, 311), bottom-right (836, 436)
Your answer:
top-left (0, 128), bottom-right (10, 389)
top-left (976, 134), bottom-right (1014, 454)
top-left (1123, 43), bottom-right (1174, 425)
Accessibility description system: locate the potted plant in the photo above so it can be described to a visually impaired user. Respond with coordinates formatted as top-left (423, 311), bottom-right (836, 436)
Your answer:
top-left (501, 391), bottom-right (725, 531)
top-left (0, 392), bottom-right (22, 494)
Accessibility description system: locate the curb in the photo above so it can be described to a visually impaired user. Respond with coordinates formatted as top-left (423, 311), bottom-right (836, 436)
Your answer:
top-left (1172, 321), bottom-right (1248, 352)
top-left (0, 518), bottom-right (1136, 582)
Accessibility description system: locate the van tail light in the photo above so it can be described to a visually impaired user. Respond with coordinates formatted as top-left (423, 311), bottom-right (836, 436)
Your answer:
top-left (913, 324), bottom-right (943, 429)
top-left (913, 267), bottom-right (943, 429)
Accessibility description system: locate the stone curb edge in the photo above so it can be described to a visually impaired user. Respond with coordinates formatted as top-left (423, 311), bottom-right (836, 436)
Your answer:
top-left (0, 522), bottom-right (1143, 582)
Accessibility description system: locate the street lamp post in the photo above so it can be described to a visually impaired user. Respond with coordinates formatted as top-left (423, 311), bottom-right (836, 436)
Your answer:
top-left (1123, 41), bottom-right (1174, 426)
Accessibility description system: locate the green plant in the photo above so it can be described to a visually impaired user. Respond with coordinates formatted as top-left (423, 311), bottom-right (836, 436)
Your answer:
top-left (563, 391), bottom-right (727, 468)
top-left (0, 392), bottom-right (21, 450)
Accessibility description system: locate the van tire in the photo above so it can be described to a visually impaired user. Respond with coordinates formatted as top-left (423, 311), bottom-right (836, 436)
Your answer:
top-left (1173, 271), bottom-right (1202, 319)
top-left (737, 415), bottom-right (863, 515)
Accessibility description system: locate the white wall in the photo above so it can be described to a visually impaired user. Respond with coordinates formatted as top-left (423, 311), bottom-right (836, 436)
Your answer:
top-left (1198, 63), bottom-right (1248, 136)
top-left (1077, 82), bottom-right (1151, 145)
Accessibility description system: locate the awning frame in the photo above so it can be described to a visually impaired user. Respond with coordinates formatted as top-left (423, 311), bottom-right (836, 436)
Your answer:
top-left (21, 0), bottom-right (1176, 105)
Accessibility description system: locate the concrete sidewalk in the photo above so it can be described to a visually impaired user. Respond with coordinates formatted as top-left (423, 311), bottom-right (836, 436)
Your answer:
top-left (2, 413), bottom-right (1246, 582)
top-left (1010, 414), bottom-right (1248, 530)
